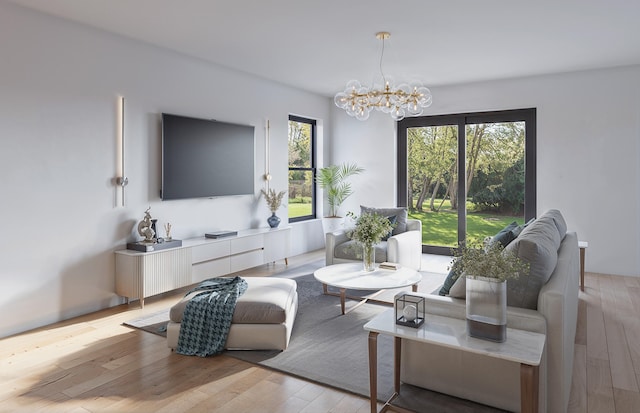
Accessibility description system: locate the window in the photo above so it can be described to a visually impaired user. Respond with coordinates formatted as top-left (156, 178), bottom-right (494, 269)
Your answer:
top-left (288, 115), bottom-right (316, 222)
top-left (397, 108), bottom-right (536, 254)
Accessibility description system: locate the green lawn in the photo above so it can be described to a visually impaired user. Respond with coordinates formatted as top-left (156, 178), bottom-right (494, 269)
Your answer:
top-left (288, 202), bottom-right (312, 218)
top-left (409, 199), bottom-right (524, 246)
top-left (286, 198), bottom-right (522, 247)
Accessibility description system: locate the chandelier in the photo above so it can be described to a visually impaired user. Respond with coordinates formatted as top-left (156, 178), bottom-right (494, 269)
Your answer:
top-left (334, 32), bottom-right (432, 121)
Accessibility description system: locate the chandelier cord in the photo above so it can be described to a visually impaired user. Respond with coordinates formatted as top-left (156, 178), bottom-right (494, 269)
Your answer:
top-left (378, 36), bottom-right (387, 86)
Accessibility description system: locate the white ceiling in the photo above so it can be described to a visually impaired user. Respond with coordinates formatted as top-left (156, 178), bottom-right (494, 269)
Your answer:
top-left (10, 0), bottom-right (640, 97)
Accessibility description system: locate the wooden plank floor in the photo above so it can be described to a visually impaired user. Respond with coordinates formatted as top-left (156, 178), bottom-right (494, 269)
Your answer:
top-left (1, 250), bottom-right (639, 412)
top-left (568, 272), bottom-right (640, 413)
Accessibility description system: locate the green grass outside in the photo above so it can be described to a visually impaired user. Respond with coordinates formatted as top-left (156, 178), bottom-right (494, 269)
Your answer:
top-left (288, 202), bottom-right (312, 218)
top-left (410, 199), bottom-right (524, 246)
top-left (286, 197), bottom-right (522, 246)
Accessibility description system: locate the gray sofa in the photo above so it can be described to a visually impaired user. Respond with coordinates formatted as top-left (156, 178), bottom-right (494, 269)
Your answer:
top-left (401, 209), bottom-right (579, 412)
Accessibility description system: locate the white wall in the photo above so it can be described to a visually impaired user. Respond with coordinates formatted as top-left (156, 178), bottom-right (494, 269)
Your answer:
top-left (332, 65), bottom-right (640, 277)
top-left (0, 3), bottom-right (328, 338)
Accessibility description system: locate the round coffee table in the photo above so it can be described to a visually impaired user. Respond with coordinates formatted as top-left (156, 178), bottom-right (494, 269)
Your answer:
top-left (313, 263), bottom-right (422, 315)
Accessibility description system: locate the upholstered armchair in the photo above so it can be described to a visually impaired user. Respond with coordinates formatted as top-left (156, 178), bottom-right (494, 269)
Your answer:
top-left (325, 206), bottom-right (423, 271)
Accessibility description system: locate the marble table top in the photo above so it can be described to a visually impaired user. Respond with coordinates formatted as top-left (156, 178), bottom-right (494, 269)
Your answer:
top-left (365, 308), bottom-right (546, 366)
top-left (314, 263), bottom-right (422, 291)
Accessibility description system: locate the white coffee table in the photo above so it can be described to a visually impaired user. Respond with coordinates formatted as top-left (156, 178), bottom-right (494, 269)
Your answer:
top-left (313, 263), bottom-right (422, 315)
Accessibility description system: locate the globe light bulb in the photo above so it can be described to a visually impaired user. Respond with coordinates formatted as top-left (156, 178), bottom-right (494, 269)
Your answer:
top-left (391, 107), bottom-right (405, 121)
top-left (334, 92), bottom-right (348, 109)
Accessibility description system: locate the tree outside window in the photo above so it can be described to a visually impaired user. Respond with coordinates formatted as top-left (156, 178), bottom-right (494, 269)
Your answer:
top-left (288, 115), bottom-right (316, 221)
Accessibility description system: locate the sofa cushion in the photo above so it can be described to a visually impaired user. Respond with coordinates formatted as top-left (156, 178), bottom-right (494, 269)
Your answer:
top-left (542, 209), bottom-right (567, 239)
top-left (334, 239), bottom-right (388, 262)
top-left (170, 277), bottom-right (297, 324)
top-left (505, 214), bottom-right (562, 309)
top-left (361, 206), bottom-right (407, 235)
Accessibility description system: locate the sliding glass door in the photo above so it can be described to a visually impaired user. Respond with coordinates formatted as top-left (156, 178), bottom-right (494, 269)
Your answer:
top-left (397, 109), bottom-right (536, 254)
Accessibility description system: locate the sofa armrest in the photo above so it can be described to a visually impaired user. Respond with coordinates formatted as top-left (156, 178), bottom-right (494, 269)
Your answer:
top-left (325, 230), bottom-right (350, 266)
top-left (387, 219), bottom-right (422, 270)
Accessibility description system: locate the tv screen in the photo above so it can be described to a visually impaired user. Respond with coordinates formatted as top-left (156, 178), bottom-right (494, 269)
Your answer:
top-left (161, 113), bottom-right (255, 200)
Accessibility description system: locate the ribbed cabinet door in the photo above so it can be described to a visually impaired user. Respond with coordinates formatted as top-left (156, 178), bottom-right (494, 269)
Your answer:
top-left (141, 248), bottom-right (192, 297)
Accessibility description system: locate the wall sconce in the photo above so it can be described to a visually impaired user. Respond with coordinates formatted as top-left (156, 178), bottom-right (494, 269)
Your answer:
top-left (116, 96), bottom-right (129, 206)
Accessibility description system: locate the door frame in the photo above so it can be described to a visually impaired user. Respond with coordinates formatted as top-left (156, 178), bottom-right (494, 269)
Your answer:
top-left (397, 108), bottom-right (536, 255)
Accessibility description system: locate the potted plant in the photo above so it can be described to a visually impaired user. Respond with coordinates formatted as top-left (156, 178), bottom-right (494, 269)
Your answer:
top-left (450, 241), bottom-right (529, 342)
top-left (261, 188), bottom-right (286, 228)
top-left (347, 211), bottom-right (395, 271)
top-left (316, 162), bottom-right (364, 233)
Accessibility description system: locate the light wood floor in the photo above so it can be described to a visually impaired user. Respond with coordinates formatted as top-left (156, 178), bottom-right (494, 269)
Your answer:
top-left (1, 250), bottom-right (638, 413)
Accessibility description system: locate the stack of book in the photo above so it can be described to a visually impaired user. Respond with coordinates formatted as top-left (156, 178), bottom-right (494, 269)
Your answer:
top-left (379, 262), bottom-right (399, 270)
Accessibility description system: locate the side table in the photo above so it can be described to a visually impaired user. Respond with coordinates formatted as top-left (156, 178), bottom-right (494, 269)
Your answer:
top-left (364, 309), bottom-right (546, 413)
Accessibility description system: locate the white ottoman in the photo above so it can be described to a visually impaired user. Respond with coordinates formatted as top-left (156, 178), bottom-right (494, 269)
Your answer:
top-left (167, 277), bottom-right (298, 351)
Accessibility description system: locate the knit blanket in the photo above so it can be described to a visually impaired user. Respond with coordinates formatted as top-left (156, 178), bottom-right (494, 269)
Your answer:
top-left (176, 276), bottom-right (248, 357)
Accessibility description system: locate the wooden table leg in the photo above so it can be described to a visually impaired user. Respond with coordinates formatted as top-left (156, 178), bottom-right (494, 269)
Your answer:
top-left (579, 247), bottom-right (585, 291)
top-left (368, 331), bottom-right (379, 413)
top-left (340, 288), bottom-right (346, 315)
top-left (412, 283), bottom-right (418, 293)
top-left (520, 363), bottom-right (539, 413)
top-left (394, 336), bottom-right (401, 393)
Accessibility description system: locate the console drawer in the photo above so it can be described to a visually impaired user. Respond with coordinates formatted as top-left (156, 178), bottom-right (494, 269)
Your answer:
top-left (230, 234), bottom-right (263, 254)
top-left (191, 242), bottom-right (230, 264)
top-left (192, 257), bottom-right (230, 282)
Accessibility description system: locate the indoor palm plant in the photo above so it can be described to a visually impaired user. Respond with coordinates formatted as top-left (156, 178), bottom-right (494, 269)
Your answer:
top-left (450, 241), bottom-right (529, 342)
top-left (347, 212), bottom-right (395, 271)
top-left (261, 188), bottom-right (286, 228)
top-left (316, 162), bottom-right (364, 233)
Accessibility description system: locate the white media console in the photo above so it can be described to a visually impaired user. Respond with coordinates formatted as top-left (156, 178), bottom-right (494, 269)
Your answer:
top-left (115, 226), bottom-right (291, 307)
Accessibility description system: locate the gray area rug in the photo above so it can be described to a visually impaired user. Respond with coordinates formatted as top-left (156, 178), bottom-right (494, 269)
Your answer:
top-left (124, 309), bottom-right (169, 337)
top-left (124, 261), bottom-right (504, 411)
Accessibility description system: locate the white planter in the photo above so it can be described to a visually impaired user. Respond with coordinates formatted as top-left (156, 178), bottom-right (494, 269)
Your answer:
top-left (321, 217), bottom-right (344, 234)
top-left (466, 276), bottom-right (507, 342)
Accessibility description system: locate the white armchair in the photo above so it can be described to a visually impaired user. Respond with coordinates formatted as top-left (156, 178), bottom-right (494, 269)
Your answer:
top-left (325, 219), bottom-right (423, 270)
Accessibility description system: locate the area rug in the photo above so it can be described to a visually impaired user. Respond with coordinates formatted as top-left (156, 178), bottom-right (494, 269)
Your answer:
top-left (123, 261), bottom-right (503, 411)
top-left (123, 308), bottom-right (170, 337)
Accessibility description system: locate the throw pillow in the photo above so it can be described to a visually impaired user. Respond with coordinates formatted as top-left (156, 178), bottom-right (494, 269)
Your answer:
top-left (448, 274), bottom-right (466, 298)
top-left (381, 215), bottom-right (398, 241)
top-left (488, 221), bottom-right (519, 248)
top-left (505, 215), bottom-right (562, 309)
top-left (361, 206), bottom-right (408, 235)
top-left (438, 258), bottom-right (461, 296)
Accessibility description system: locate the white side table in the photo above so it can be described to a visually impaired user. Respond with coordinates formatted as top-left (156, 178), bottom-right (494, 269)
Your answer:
top-left (364, 309), bottom-right (546, 413)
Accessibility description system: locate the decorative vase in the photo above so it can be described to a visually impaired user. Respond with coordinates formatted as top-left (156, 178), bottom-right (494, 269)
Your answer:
top-left (267, 212), bottom-right (281, 228)
top-left (466, 276), bottom-right (507, 342)
top-left (363, 243), bottom-right (375, 272)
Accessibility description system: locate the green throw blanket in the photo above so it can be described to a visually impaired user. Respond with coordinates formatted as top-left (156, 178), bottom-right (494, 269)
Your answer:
top-left (176, 276), bottom-right (248, 357)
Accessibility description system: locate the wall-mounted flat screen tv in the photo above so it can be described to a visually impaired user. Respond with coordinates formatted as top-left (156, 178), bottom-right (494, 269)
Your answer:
top-left (161, 113), bottom-right (255, 200)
